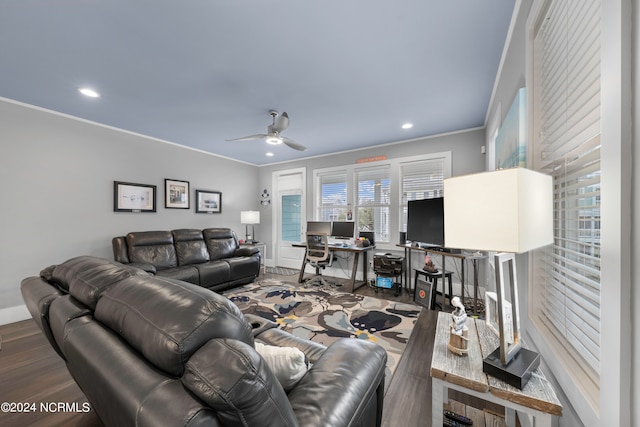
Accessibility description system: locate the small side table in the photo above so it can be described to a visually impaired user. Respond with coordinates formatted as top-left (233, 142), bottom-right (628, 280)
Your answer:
top-left (414, 269), bottom-right (453, 310)
top-left (240, 241), bottom-right (267, 276)
top-left (431, 312), bottom-right (562, 427)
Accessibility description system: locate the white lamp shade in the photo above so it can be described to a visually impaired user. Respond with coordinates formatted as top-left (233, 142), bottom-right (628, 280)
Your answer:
top-left (240, 210), bottom-right (260, 225)
top-left (444, 168), bottom-right (553, 253)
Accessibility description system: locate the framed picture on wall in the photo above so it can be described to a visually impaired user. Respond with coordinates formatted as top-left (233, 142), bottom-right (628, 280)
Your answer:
top-left (495, 87), bottom-right (526, 169)
top-left (165, 179), bottom-right (190, 209)
top-left (195, 190), bottom-right (222, 213)
top-left (113, 181), bottom-right (156, 212)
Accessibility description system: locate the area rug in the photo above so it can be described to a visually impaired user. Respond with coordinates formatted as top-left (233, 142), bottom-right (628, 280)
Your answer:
top-left (224, 279), bottom-right (421, 381)
top-left (265, 266), bottom-right (299, 276)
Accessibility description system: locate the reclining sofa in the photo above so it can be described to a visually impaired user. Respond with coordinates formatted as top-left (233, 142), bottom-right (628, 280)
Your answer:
top-left (112, 228), bottom-right (259, 292)
top-left (21, 256), bottom-right (387, 427)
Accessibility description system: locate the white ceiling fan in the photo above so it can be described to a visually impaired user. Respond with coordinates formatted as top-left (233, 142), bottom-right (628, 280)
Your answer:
top-left (226, 110), bottom-right (307, 151)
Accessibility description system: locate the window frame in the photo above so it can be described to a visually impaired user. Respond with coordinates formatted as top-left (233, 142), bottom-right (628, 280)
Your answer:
top-left (312, 152), bottom-right (451, 249)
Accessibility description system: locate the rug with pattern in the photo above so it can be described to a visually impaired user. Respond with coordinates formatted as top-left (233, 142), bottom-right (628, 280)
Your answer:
top-left (224, 279), bottom-right (422, 380)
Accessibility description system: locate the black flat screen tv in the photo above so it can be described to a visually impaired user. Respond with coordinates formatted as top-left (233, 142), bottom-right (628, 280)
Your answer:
top-left (406, 197), bottom-right (445, 247)
top-left (331, 221), bottom-right (355, 239)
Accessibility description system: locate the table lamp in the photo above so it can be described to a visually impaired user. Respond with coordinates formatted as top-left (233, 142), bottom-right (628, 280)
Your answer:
top-left (443, 167), bottom-right (553, 389)
top-left (240, 210), bottom-right (260, 243)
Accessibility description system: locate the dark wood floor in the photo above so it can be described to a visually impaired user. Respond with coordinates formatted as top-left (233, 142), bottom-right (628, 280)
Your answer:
top-left (0, 272), bottom-right (443, 427)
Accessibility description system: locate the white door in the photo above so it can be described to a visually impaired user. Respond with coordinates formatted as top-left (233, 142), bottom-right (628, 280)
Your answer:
top-left (273, 168), bottom-right (306, 269)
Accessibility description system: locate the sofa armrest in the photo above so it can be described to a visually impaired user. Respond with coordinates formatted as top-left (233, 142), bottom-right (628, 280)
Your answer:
top-left (234, 246), bottom-right (260, 257)
top-left (112, 236), bottom-right (129, 263)
top-left (287, 339), bottom-right (387, 427)
top-left (255, 326), bottom-right (327, 364)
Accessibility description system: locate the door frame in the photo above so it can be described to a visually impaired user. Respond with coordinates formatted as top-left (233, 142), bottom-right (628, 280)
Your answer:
top-left (272, 167), bottom-right (307, 269)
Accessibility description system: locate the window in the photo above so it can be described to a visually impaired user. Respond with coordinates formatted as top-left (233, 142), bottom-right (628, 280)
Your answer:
top-left (281, 194), bottom-right (302, 242)
top-left (355, 165), bottom-right (390, 243)
top-left (400, 158), bottom-right (447, 233)
top-left (530, 0), bottom-right (601, 404)
top-left (313, 153), bottom-right (451, 246)
top-left (317, 171), bottom-right (347, 221)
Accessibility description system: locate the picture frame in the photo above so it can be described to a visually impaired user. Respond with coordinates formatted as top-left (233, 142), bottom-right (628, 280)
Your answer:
top-left (113, 181), bottom-right (156, 212)
top-left (165, 179), bottom-right (190, 209)
top-left (195, 190), bottom-right (222, 213)
top-left (485, 291), bottom-right (514, 343)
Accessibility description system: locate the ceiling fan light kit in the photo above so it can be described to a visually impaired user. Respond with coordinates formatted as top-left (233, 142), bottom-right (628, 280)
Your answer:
top-left (226, 110), bottom-right (307, 151)
top-left (266, 136), bottom-right (282, 145)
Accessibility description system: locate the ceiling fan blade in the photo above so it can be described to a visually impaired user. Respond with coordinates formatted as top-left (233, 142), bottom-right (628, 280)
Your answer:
top-left (282, 136), bottom-right (307, 151)
top-left (272, 112), bottom-right (289, 133)
top-left (225, 134), bottom-right (267, 142)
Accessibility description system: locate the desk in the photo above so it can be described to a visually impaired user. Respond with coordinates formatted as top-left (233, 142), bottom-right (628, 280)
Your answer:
top-left (431, 312), bottom-right (562, 427)
top-left (292, 243), bottom-right (373, 293)
top-left (397, 244), bottom-right (485, 313)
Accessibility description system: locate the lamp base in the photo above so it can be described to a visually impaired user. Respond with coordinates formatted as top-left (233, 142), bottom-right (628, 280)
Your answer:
top-left (482, 347), bottom-right (540, 390)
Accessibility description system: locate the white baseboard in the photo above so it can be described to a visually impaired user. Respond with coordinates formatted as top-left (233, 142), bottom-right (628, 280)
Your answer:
top-left (0, 304), bottom-right (31, 326)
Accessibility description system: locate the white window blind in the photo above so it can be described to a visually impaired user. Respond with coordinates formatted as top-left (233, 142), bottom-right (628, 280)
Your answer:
top-left (400, 158), bottom-right (446, 232)
top-left (317, 171), bottom-right (347, 221)
top-left (355, 165), bottom-right (390, 242)
top-left (531, 0), bottom-right (601, 379)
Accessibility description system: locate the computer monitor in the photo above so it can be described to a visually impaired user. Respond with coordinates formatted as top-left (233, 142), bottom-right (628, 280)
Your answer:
top-left (406, 197), bottom-right (445, 247)
top-left (307, 221), bottom-right (332, 235)
top-left (331, 221), bottom-right (355, 239)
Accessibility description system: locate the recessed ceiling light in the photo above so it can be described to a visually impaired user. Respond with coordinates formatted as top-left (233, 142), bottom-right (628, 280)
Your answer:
top-left (78, 87), bottom-right (100, 98)
top-left (266, 152), bottom-right (274, 157)
top-left (402, 123), bottom-right (413, 129)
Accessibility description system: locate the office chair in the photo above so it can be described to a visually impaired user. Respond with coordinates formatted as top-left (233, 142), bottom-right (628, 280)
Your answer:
top-left (304, 232), bottom-right (334, 287)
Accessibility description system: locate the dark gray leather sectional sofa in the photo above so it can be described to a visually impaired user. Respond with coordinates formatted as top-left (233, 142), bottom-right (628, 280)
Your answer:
top-left (21, 256), bottom-right (387, 427)
top-left (112, 228), bottom-right (259, 292)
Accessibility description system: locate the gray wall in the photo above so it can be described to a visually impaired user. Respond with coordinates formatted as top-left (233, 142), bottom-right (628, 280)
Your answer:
top-left (0, 98), bottom-right (259, 317)
top-left (257, 128), bottom-right (487, 262)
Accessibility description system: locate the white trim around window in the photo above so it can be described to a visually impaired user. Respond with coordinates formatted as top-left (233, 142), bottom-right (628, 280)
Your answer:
top-left (312, 152), bottom-right (452, 250)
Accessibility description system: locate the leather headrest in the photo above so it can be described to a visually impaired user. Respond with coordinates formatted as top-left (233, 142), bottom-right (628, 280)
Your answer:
top-left (94, 276), bottom-right (254, 376)
top-left (45, 256), bottom-right (146, 307)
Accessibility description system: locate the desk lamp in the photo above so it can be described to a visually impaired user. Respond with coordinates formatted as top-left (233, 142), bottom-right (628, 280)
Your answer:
top-left (240, 211), bottom-right (260, 243)
top-left (443, 168), bottom-right (553, 389)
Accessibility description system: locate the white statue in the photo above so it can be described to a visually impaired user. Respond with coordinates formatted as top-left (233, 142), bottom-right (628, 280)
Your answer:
top-left (450, 296), bottom-right (468, 336)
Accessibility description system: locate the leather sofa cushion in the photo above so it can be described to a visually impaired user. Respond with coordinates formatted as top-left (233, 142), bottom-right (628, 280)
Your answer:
top-left (155, 265), bottom-right (200, 285)
top-left (183, 338), bottom-right (298, 427)
top-left (94, 275), bottom-right (254, 376)
top-left (127, 231), bottom-right (178, 270)
top-left (173, 229), bottom-right (210, 265)
top-left (194, 261), bottom-right (230, 287)
top-left (47, 256), bottom-right (145, 309)
top-left (226, 256), bottom-right (259, 280)
top-left (203, 228), bottom-right (238, 261)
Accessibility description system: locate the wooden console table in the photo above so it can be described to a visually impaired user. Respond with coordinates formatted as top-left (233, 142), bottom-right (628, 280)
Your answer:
top-left (430, 312), bottom-right (562, 427)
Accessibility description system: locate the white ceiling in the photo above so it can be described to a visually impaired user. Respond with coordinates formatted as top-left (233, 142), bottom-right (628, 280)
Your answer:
top-left (0, 1), bottom-right (515, 166)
